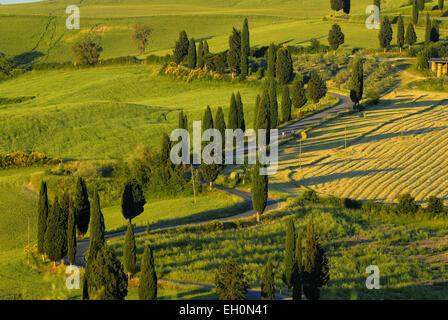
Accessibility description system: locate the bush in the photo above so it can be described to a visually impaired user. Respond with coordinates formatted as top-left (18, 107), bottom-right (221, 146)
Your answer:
top-left (207, 220), bottom-right (224, 232)
top-left (0, 151), bottom-right (61, 169)
top-left (301, 189), bottom-right (320, 203)
top-left (362, 201), bottom-right (381, 214)
top-left (343, 198), bottom-right (362, 209)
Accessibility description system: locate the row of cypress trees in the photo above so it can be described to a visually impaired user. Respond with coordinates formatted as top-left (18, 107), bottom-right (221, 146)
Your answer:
top-left (379, 16), bottom-right (418, 52)
top-left (266, 44), bottom-right (293, 84)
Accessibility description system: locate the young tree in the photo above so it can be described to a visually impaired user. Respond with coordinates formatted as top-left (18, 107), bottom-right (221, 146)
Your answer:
top-left (281, 85), bottom-right (292, 123)
top-left (251, 161), bottom-right (268, 223)
top-left (87, 189), bottom-right (105, 262)
top-left (379, 16), bottom-right (393, 52)
top-left (330, 0), bottom-right (343, 13)
top-left (267, 43), bottom-right (276, 79)
top-left (412, 0), bottom-right (419, 25)
top-left (292, 234), bottom-right (303, 300)
top-left (396, 193), bottom-right (419, 215)
top-left (283, 218), bottom-right (295, 289)
top-left (425, 14), bottom-right (431, 45)
top-left (236, 92), bottom-right (245, 131)
top-left (406, 23), bottom-right (417, 48)
top-left (275, 47), bottom-right (293, 84)
top-left (342, 0), bottom-right (350, 14)
top-left (303, 220), bottom-right (329, 300)
top-left (418, 0), bottom-right (425, 11)
top-left (121, 179), bottom-right (146, 223)
top-left (123, 223), bottom-right (136, 279)
top-left (187, 38), bottom-right (197, 69)
top-left (67, 210), bottom-right (77, 266)
top-left (269, 79), bottom-right (279, 129)
top-left (86, 244), bottom-right (128, 300)
top-left (397, 15), bottom-right (405, 52)
top-left (44, 197), bottom-right (68, 266)
top-left (37, 181), bottom-right (49, 259)
top-left (291, 78), bottom-right (307, 111)
top-left (132, 22), bottom-right (152, 55)
top-left (74, 177), bottom-right (90, 235)
top-left (426, 196), bottom-right (444, 216)
top-left (215, 257), bottom-right (249, 300)
top-left (228, 94), bottom-right (238, 130)
top-left (138, 245), bottom-right (157, 300)
top-left (241, 18), bottom-right (250, 77)
top-left (328, 24), bottom-right (345, 52)
top-left (200, 163), bottom-right (221, 190)
top-left (261, 257), bottom-right (275, 300)
top-left (307, 73), bottom-right (327, 108)
top-left (349, 58), bottom-right (364, 111)
top-left (227, 28), bottom-right (242, 77)
top-left (431, 19), bottom-right (440, 43)
top-left (71, 40), bottom-right (102, 65)
top-left (173, 30), bottom-right (189, 64)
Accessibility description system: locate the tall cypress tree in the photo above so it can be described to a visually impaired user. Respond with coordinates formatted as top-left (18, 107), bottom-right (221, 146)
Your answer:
top-left (291, 78), bottom-right (307, 111)
top-left (251, 161), bottom-right (268, 223)
top-left (87, 188), bottom-right (105, 262)
top-left (379, 16), bottom-right (393, 52)
top-left (254, 94), bottom-right (261, 128)
top-left (187, 38), bottom-right (197, 69)
top-left (215, 106), bottom-right (226, 148)
top-left (406, 23), bottom-right (417, 48)
top-left (281, 85), bottom-right (292, 123)
top-left (256, 89), bottom-right (271, 145)
top-left (123, 223), bottom-right (136, 279)
top-left (397, 14), bottom-right (405, 52)
top-left (203, 105), bottom-right (214, 132)
top-left (283, 218), bottom-right (295, 289)
top-left (178, 110), bottom-right (188, 130)
top-left (138, 245), bottom-right (158, 300)
top-left (412, 0), bottom-right (419, 25)
top-left (440, 0), bottom-right (445, 11)
top-left (44, 197), bottom-right (68, 265)
top-left (418, 0), bottom-right (425, 11)
top-left (241, 18), bottom-right (250, 77)
top-left (267, 43), bottom-right (276, 79)
top-left (275, 47), bottom-right (293, 84)
top-left (197, 41), bottom-right (205, 69)
top-left (173, 30), bottom-right (189, 64)
top-left (74, 177), bottom-right (90, 235)
top-left (425, 14), bottom-right (431, 44)
top-left (303, 220), bottom-right (329, 300)
top-left (292, 234), bottom-right (303, 300)
top-left (269, 79), bottom-right (279, 129)
top-left (342, 0), bottom-right (350, 14)
top-left (37, 181), bottom-right (49, 257)
top-left (67, 210), bottom-right (77, 266)
top-left (160, 132), bottom-right (172, 168)
top-left (121, 179), bottom-right (146, 223)
top-left (261, 257), bottom-right (275, 300)
top-left (430, 19), bottom-right (440, 43)
top-left (228, 94), bottom-right (238, 130)
top-left (235, 92), bottom-right (245, 131)
top-left (349, 58), bottom-right (364, 111)
top-left (227, 28), bottom-right (241, 77)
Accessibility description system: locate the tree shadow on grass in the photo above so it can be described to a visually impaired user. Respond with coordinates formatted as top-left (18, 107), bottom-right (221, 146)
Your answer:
top-left (13, 51), bottom-right (44, 66)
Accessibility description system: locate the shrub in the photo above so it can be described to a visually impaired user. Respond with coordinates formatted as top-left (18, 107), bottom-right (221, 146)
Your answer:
top-left (0, 151), bottom-right (61, 169)
top-left (301, 189), bottom-right (320, 203)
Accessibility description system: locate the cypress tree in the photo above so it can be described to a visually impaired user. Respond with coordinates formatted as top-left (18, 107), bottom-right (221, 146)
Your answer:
top-left (241, 18), bottom-right (250, 77)
top-left (440, 0), bottom-right (444, 11)
top-left (425, 14), bottom-right (431, 44)
top-left (254, 94), bottom-right (261, 128)
top-left (203, 40), bottom-right (210, 55)
top-left (261, 257), bottom-right (275, 300)
top-left (412, 0), bottom-right (419, 25)
top-left (215, 257), bottom-right (249, 300)
top-left (328, 24), bottom-right (345, 52)
top-left (267, 43), bottom-right (276, 79)
top-left (349, 58), bottom-right (364, 111)
top-left (215, 106), bottom-right (226, 148)
top-left (138, 245), bottom-right (158, 300)
top-left (87, 189), bottom-right (105, 262)
top-left (235, 92), bottom-right (245, 131)
top-left (291, 78), bottom-right (307, 110)
top-left (283, 218), bottom-right (295, 289)
top-left (292, 234), bottom-right (303, 300)
top-left (121, 179), bottom-right (146, 223)
top-left (397, 15), bottom-right (405, 52)
top-left (173, 30), bottom-right (189, 64)
top-left (342, 0), bottom-right (350, 14)
top-left (251, 161), bottom-right (268, 223)
top-left (37, 181), bottom-right (49, 257)
top-left (178, 110), bottom-right (188, 130)
top-left (44, 197), bottom-right (68, 265)
top-left (307, 73), bottom-right (327, 108)
top-left (227, 28), bottom-right (241, 77)
top-left (275, 47), bottom-right (293, 84)
top-left (203, 105), bottom-right (214, 132)
top-left (303, 220), bottom-right (330, 300)
top-left (256, 89), bottom-right (271, 145)
top-left (281, 85), bottom-right (292, 123)
top-left (197, 41), bottom-right (204, 69)
top-left (123, 223), bottom-right (136, 279)
top-left (187, 38), bottom-right (197, 69)
top-left (228, 94), bottom-right (238, 130)
top-left (67, 210), bottom-right (76, 266)
top-left (418, 0), bottom-right (425, 11)
top-left (406, 23), bottom-right (417, 48)
top-left (74, 177), bottom-right (90, 235)
top-left (200, 162), bottom-right (222, 190)
top-left (86, 244), bottom-right (128, 300)
top-left (269, 79), bottom-right (279, 129)
top-left (379, 16), bottom-right (393, 52)
top-left (430, 19), bottom-right (440, 43)
top-left (330, 0), bottom-right (343, 13)
top-left (160, 132), bottom-right (172, 167)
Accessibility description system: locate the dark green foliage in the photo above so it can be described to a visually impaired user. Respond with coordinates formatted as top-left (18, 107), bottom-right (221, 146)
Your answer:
top-left (254, 94), bottom-right (261, 128)
top-left (416, 44), bottom-right (439, 70)
top-left (71, 40), bottom-right (103, 65)
top-left (187, 38), bottom-right (197, 69)
top-left (349, 58), bottom-right (364, 110)
top-left (425, 14), bottom-right (431, 45)
top-left (256, 89), bottom-right (271, 144)
top-left (281, 85), bottom-right (292, 122)
top-left (301, 189), bottom-right (320, 203)
top-left (396, 193), bottom-right (419, 215)
top-left (197, 41), bottom-right (205, 69)
top-left (228, 94), bottom-right (238, 130)
top-left (406, 23), bottom-right (417, 48)
top-left (205, 53), bottom-right (226, 74)
top-left (418, 0), bottom-right (425, 11)
top-left (430, 19), bottom-right (440, 43)
top-left (397, 15), bottom-right (405, 51)
top-left (200, 163), bottom-right (222, 190)
top-left (303, 220), bottom-right (329, 300)
top-left (267, 43), bottom-right (276, 79)
top-left (291, 78), bottom-right (307, 110)
top-left (293, 234), bottom-right (303, 300)
top-left (74, 177), bottom-right (90, 235)
top-left (203, 105), bottom-right (214, 132)
top-left (307, 73), bottom-right (327, 105)
top-left (67, 210), bottom-right (77, 266)
top-left (178, 110), bottom-right (188, 130)
top-left (37, 181), bottom-right (49, 255)
top-left (87, 189), bottom-right (105, 261)
top-left (269, 79), bottom-right (279, 129)
top-left (275, 47), bottom-right (293, 84)
top-left (440, 0), bottom-right (444, 10)
top-left (426, 196), bottom-right (445, 215)
top-left (342, 0), bottom-right (350, 14)
top-left (215, 107), bottom-right (226, 138)
top-left (173, 30), bottom-right (189, 64)
top-left (379, 16), bottom-right (393, 52)
top-left (121, 179), bottom-right (146, 222)
top-left (227, 28), bottom-right (242, 76)
top-left (215, 257), bottom-right (249, 300)
top-left (138, 245), bottom-right (157, 300)
top-left (261, 257), bottom-right (275, 300)
top-left (241, 18), bottom-right (250, 77)
top-left (412, 0), bottom-right (419, 25)
top-left (44, 197), bottom-right (68, 262)
top-left (328, 24), bottom-right (345, 51)
top-left (330, 0), bottom-right (343, 12)
top-left (123, 223), bottom-right (136, 278)
top-left (132, 22), bottom-right (152, 55)
top-left (283, 218), bottom-right (295, 289)
top-left (86, 244), bottom-right (128, 300)
top-left (251, 162), bottom-right (268, 222)
top-left (160, 132), bottom-right (172, 168)
top-left (236, 92), bottom-right (245, 131)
